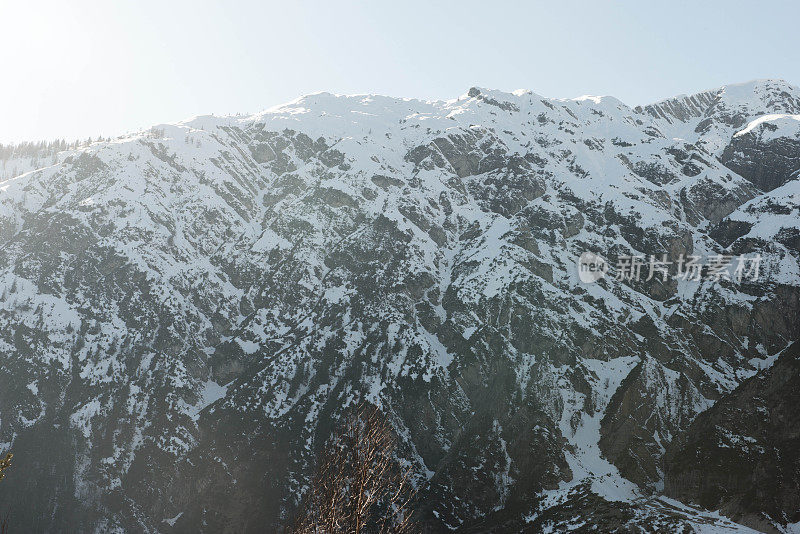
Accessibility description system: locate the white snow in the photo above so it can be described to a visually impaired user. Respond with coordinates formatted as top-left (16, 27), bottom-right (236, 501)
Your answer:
top-left (188, 380), bottom-right (230, 421)
top-left (734, 113), bottom-right (800, 137)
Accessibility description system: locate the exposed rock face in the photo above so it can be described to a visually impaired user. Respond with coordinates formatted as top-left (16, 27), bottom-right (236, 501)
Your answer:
top-left (599, 356), bottom-right (711, 491)
top-left (0, 80), bottom-right (798, 532)
top-left (721, 118), bottom-right (800, 192)
top-left (664, 342), bottom-right (800, 532)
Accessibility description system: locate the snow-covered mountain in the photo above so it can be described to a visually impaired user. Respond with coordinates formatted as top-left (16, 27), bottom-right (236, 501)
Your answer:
top-left (0, 79), bottom-right (798, 533)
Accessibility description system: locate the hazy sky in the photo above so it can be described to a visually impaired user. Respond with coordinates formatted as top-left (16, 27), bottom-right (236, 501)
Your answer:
top-left (1, 0), bottom-right (798, 143)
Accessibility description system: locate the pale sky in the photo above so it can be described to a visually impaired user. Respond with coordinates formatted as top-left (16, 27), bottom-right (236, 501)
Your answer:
top-left (1, 0), bottom-right (798, 143)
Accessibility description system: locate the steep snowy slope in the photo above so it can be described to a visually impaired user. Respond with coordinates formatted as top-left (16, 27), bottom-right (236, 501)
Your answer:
top-left (0, 80), bottom-right (797, 533)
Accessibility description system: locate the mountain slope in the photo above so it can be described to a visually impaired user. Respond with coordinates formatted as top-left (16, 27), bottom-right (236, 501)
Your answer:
top-left (0, 80), bottom-right (798, 533)
top-left (665, 342), bottom-right (800, 533)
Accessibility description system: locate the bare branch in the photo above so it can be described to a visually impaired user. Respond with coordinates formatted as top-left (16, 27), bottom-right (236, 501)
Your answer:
top-left (289, 404), bottom-right (419, 534)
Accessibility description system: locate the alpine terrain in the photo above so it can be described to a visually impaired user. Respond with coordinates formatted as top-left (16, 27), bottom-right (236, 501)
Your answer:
top-left (0, 79), bottom-right (798, 533)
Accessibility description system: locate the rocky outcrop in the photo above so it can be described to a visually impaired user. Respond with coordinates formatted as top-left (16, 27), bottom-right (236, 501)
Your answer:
top-left (664, 342), bottom-right (800, 532)
top-left (599, 356), bottom-right (711, 491)
top-left (721, 125), bottom-right (800, 192)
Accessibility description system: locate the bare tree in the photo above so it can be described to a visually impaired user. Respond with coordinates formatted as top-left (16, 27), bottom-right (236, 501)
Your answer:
top-left (0, 452), bottom-right (10, 534)
top-left (0, 453), bottom-right (10, 483)
top-left (290, 404), bottom-right (417, 534)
